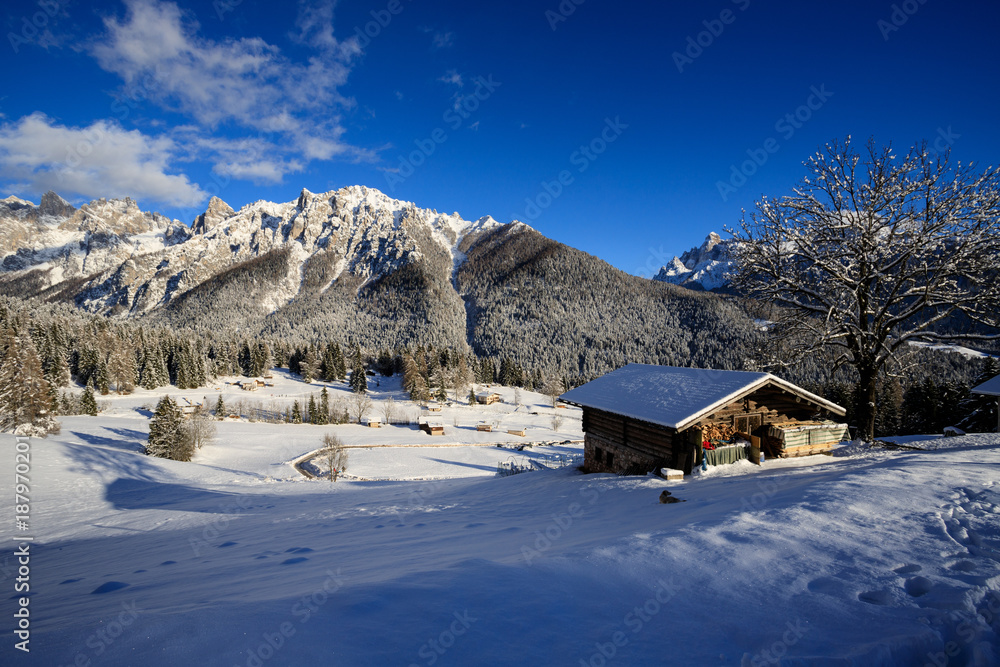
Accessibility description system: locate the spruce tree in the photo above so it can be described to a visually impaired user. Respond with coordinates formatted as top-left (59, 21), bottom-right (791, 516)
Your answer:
top-left (81, 385), bottom-right (98, 416)
top-left (0, 327), bottom-right (59, 436)
top-left (215, 394), bottom-right (226, 420)
top-left (147, 396), bottom-right (185, 459)
top-left (308, 394), bottom-right (318, 424)
top-left (333, 343), bottom-right (347, 380)
top-left (291, 400), bottom-right (302, 423)
top-left (318, 387), bottom-right (330, 425)
top-left (350, 358), bottom-right (368, 394)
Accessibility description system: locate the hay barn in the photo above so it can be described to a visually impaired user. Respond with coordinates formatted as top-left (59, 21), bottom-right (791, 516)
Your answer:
top-left (560, 364), bottom-right (848, 476)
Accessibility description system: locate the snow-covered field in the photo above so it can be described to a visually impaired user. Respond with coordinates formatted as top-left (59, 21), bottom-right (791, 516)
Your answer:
top-left (3, 376), bottom-right (999, 665)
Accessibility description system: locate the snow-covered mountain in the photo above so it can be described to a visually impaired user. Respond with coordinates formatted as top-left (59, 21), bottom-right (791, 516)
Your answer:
top-left (653, 232), bottom-right (736, 291)
top-left (0, 186), bottom-right (501, 318)
top-left (0, 187), bottom-right (760, 376)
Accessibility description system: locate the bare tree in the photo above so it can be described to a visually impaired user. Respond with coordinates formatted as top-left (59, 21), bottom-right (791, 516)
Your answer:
top-left (542, 376), bottom-right (563, 408)
top-left (351, 392), bottom-right (373, 424)
top-left (320, 433), bottom-right (348, 482)
top-left (514, 387), bottom-right (522, 407)
top-left (731, 137), bottom-right (1000, 440)
top-left (381, 396), bottom-right (397, 425)
top-left (182, 403), bottom-right (217, 450)
top-left (551, 415), bottom-right (563, 432)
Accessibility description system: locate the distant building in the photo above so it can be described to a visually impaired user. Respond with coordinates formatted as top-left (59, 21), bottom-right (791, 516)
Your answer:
top-left (476, 392), bottom-right (502, 405)
top-left (560, 364), bottom-right (847, 476)
top-left (972, 374), bottom-right (1000, 433)
top-left (419, 419), bottom-right (445, 436)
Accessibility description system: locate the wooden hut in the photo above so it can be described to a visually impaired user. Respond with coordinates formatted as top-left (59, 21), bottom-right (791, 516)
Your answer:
top-left (476, 392), bottom-right (502, 405)
top-left (420, 419), bottom-right (445, 436)
top-left (560, 364), bottom-right (847, 476)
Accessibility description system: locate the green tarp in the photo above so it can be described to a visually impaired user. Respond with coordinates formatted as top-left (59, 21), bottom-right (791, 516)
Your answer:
top-left (704, 444), bottom-right (749, 466)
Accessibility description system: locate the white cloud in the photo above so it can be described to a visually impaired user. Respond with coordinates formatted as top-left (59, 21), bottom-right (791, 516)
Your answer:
top-left (0, 113), bottom-right (206, 206)
top-left (293, 0), bottom-right (361, 59)
top-left (88, 0), bottom-right (368, 182)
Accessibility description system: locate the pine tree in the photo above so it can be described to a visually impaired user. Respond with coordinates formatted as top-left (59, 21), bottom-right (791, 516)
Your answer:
top-left (215, 394), bottom-right (226, 420)
top-left (0, 327), bottom-right (59, 436)
top-left (318, 387), bottom-right (330, 425)
top-left (147, 396), bottom-right (186, 459)
top-left (350, 358), bottom-right (368, 394)
top-left (301, 347), bottom-right (319, 383)
top-left (291, 400), bottom-right (302, 423)
top-left (308, 394), bottom-right (318, 424)
top-left (81, 385), bottom-right (98, 416)
top-left (94, 357), bottom-right (110, 395)
top-left (333, 343), bottom-right (347, 380)
top-left (321, 343), bottom-right (338, 382)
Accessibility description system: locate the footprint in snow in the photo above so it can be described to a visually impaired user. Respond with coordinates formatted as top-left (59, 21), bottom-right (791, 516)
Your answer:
top-left (91, 581), bottom-right (130, 595)
top-left (218, 541), bottom-right (238, 548)
top-left (465, 523), bottom-right (485, 529)
top-left (893, 564), bottom-right (922, 574)
top-left (160, 561), bottom-right (176, 566)
top-left (858, 589), bottom-right (893, 605)
top-left (949, 560), bottom-right (978, 572)
top-left (133, 570), bottom-right (146, 574)
top-left (285, 547), bottom-right (313, 554)
top-left (281, 557), bottom-right (309, 565)
top-left (904, 576), bottom-right (934, 597)
top-left (59, 578), bottom-right (83, 585)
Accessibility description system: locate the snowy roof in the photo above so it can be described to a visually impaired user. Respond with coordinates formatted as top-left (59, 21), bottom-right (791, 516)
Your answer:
top-left (559, 364), bottom-right (845, 432)
top-left (972, 374), bottom-right (1000, 397)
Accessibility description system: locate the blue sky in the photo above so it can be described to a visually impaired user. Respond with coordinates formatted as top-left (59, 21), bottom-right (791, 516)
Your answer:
top-left (1, 0), bottom-right (998, 275)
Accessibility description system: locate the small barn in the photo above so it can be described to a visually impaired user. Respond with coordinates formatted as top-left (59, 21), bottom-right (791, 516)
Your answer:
top-left (559, 364), bottom-right (848, 476)
top-left (972, 374), bottom-right (1000, 433)
top-left (420, 419), bottom-right (445, 436)
top-left (476, 392), bottom-right (502, 405)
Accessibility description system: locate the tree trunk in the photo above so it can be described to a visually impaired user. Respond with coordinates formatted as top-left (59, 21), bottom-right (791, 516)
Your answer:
top-left (856, 366), bottom-right (878, 442)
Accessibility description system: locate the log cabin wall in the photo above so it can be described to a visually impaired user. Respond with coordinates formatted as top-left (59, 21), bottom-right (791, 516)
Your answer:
top-left (582, 408), bottom-right (676, 473)
top-left (694, 384), bottom-right (830, 431)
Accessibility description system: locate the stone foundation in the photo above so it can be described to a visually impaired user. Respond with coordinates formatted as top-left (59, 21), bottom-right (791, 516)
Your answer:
top-left (584, 434), bottom-right (659, 474)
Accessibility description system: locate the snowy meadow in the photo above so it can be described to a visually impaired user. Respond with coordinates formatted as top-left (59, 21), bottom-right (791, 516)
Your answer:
top-left (2, 373), bottom-right (999, 665)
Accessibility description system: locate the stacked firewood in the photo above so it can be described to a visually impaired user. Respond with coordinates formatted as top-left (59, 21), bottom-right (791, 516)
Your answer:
top-left (701, 423), bottom-right (736, 442)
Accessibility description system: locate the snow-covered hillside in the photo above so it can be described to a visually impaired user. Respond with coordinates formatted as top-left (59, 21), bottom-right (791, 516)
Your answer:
top-left (4, 378), bottom-right (999, 664)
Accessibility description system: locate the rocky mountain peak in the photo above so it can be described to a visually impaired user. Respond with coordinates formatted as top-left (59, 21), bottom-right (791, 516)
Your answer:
top-left (193, 196), bottom-right (235, 234)
top-left (39, 191), bottom-right (76, 219)
top-left (654, 232), bottom-right (735, 291)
